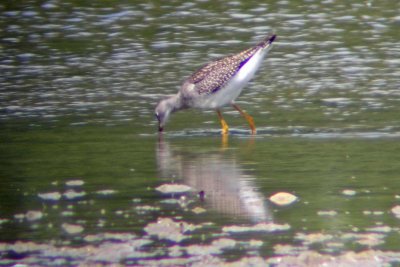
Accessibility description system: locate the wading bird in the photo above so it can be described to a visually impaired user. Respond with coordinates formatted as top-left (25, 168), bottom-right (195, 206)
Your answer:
top-left (155, 34), bottom-right (276, 134)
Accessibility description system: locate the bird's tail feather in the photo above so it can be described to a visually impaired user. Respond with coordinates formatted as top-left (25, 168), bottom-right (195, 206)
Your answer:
top-left (259, 34), bottom-right (276, 48)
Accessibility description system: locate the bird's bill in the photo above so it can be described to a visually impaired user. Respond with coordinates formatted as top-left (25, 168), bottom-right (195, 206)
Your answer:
top-left (268, 34), bottom-right (276, 44)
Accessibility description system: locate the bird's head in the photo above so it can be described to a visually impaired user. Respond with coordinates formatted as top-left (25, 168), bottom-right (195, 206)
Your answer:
top-left (155, 98), bottom-right (173, 132)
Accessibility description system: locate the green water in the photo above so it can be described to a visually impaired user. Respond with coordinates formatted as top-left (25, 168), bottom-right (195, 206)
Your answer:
top-left (1, 0), bottom-right (400, 265)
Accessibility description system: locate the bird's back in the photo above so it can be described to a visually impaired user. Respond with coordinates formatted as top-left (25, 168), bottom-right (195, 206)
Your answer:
top-left (183, 34), bottom-right (276, 96)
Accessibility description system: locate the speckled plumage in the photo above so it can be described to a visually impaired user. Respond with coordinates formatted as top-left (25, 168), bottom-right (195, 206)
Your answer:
top-left (187, 35), bottom-right (275, 95)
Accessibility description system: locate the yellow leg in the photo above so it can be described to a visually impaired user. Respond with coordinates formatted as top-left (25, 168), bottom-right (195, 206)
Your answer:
top-left (216, 109), bottom-right (229, 135)
top-left (221, 133), bottom-right (229, 148)
top-left (232, 103), bottom-right (256, 134)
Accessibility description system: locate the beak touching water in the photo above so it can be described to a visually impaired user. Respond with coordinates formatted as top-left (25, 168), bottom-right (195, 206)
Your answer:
top-left (155, 113), bottom-right (164, 132)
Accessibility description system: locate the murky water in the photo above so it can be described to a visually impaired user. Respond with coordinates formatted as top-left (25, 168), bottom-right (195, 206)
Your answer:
top-left (1, 0), bottom-right (400, 266)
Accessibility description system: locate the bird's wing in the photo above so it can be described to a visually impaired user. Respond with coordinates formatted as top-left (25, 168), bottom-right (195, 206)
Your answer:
top-left (182, 34), bottom-right (276, 96)
top-left (186, 46), bottom-right (259, 95)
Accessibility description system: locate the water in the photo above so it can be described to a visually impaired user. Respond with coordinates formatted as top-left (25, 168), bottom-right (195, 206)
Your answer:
top-left (1, 0), bottom-right (400, 265)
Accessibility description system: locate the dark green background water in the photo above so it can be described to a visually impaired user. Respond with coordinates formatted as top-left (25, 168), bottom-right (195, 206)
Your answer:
top-left (1, 0), bottom-right (400, 265)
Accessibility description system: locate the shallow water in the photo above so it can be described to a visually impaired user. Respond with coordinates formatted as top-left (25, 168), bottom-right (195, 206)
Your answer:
top-left (1, 0), bottom-right (400, 266)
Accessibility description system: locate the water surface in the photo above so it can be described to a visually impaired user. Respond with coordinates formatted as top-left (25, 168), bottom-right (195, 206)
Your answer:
top-left (1, 0), bottom-right (400, 265)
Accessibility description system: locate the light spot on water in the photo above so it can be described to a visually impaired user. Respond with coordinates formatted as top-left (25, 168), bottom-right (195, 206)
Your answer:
top-left (63, 189), bottom-right (86, 200)
top-left (222, 222), bottom-right (290, 233)
top-left (26, 211), bottom-right (44, 222)
top-left (342, 189), bottom-right (357, 196)
top-left (144, 217), bottom-right (202, 243)
top-left (65, 180), bottom-right (84, 187)
top-left (96, 189), bottom-right (117, 195)
top-left (155, 183), bottom-right (192, 194)
top-left (192, 207), bottom-right (206, 214)
top-left (135, 205), bottom-right (160, 212)
top-left (38, 192), bottom-right (62, 201)
top-left (62, 223), bottom-right (84, 235)
top-left (317, 210), bottom-right (338, 216)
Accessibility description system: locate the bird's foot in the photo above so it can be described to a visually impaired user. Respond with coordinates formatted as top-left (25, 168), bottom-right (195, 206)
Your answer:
top-left (221, 121), bottom-right (229, 135)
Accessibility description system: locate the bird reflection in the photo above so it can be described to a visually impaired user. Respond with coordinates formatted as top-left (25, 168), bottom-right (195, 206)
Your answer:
top-left (156, 136), bottom-right (272, 223)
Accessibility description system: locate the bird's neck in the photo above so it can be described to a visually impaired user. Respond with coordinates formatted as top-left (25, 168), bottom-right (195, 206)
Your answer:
top-left (165, 93), bottom-right (184, 113)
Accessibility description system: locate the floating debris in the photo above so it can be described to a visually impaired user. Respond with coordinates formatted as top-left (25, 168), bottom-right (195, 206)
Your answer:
top-left (132, 198), bottom-right (142, 203)
top-left (38, 192), bottom-right (62, 201)
top-left (61, 211), bottom-right (74, 217)
top-left (62, 223), bottom-right (84, 235)
top-left (65, 180), bottom-right (85, 186)
top-left (363, 210), bottom-right (384, 216)
top-left (192, 207), bottom-right (206, 214)
top-left (391, 205), bottom-right (400, 218)
top-left (160, 199), bottom-right (180, 205)
top-left (269, 192), bottom-right (298, 206)
top-left (63, 189), bottom-right (86, 200)
top-left (26, 210), bottom-right (43, 222)
top-left (96, 189), bottom-right (117, 195)
top-left (222, 222), bottom-right (290, 233)
top-left (342, 189), bottom-right (357, 196)
top-left (14, 211), bottom-right (44, 222)
top-left (144, 218), bottom-right (201, 243)
top-left (135, 205), bottom-right (160, 211)
top-left (155, 183), bottom-right (192, 194)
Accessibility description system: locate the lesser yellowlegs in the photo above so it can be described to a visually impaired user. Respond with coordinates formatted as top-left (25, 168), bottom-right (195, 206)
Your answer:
top-left (155, 34), bottom-right (276, 134)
